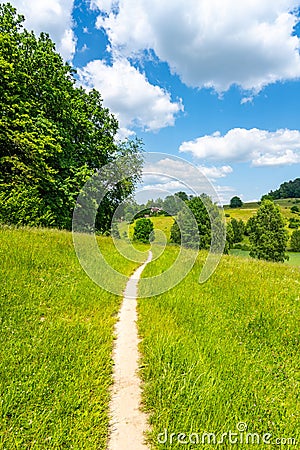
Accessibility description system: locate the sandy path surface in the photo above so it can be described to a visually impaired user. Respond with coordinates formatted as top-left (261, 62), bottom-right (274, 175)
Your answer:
top-left (108, 251), bottom-right (152, 450)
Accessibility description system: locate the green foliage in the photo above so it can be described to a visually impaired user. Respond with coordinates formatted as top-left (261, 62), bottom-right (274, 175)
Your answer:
top-left (290, 230), bottom-right (300, 252)
top-left (230, 218), bottom-right (245, 242)
top-left (162, 195), bottom-right (182, 215)
top-left (133, 218), bottom-right (154, 243)
top-left (226, 221), bottom-right (234, 247)
top-left (187, 195), bottom-right (213, 249)
top-left (0, 3), bottom-right (142, 230)
top-left (174, 191), bottom-right (189, 202)
top-left (248, 200), bottom-right (289, 262)
top-left (229, 196), bottom-right (243, 208)
top-left (288, 217), bottom-right (300, 229)
top-left (111, 221), bottom-right (120, 239)
top-left (170, 195), bottom-right (224, 251)
top-left (170, 208), bottom-right (199, 249)
top-left (267, 178), bottom-right (300, 199)
top-left (226, 218), bottom-right (245, 252)
top-left (141, 192), bottom-right (189, 217)
top-left (261, 194), bottom-right (274, 201)
top-left (170, 218), bottom-right (181, 245)
top-left (291, 205), bottom-right (300, 213)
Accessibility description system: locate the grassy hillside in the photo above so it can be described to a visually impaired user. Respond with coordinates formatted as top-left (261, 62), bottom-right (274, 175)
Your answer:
top-left (225, 198), bottom-right (300, 222)
top-left (121, 198), bottom-right (300, 240)
top-left (121, 210), bottom-right (300, 262)
top-left (138, 248), bottom-right (300, 448)
top-left (0, 227), bottom-right (141, 449)
top-left (2, 225), bottom-right (300, 449)
top-left (119, 216), bottom-right (174, 241)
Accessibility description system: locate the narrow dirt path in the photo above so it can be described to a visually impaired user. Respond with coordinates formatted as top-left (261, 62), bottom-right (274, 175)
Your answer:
top-left (108, 251), bottom-right (152, 450)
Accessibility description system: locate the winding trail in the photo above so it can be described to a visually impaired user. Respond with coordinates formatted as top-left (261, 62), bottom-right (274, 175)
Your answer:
top-left (108, 251), bottom-right (152, 450)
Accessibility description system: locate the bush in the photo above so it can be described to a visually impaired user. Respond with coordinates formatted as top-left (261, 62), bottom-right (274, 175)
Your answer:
top-left (133, 218), bottom-right (154, 243)
top-left (290, 230), bottom-right (300, 252)
top-left (291, 205), bottom-right (300, 213)
top-left (288, 217), bottom-right (300, 229)
top-left (230, 218), bottom-right (245, 243)
top-left (233, 243), bottom-right (250, 251)
top-left (230, 196), bottom-right (243, 208)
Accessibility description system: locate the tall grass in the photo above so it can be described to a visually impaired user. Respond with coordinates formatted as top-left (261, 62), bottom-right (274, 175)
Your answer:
top-left (0, 227), bottom-right (140, 449)
top-left (138, 248), bottom-right (300, 448)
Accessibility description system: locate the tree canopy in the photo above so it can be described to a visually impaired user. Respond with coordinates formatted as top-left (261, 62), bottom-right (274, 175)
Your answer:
top-left (170, 194), bottom-right (224, 250)
top-left (248, 200), bottom-right (288, 262)
top-left (290, 230), bottom-right (300, 252)
top-left (0, 3), bottom-right (142, 231)
top-left (133, 218), bottom-right (154, 244)
top-left (267, 178), bottom-right (300, 200)
top-left (229, 196), bottom-right (243, 208)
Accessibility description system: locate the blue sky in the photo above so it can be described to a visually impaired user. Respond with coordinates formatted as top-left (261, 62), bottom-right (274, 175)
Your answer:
top-left (8, 0), bottom-right (300, 203)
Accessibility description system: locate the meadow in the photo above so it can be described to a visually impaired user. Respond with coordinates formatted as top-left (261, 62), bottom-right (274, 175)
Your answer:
top-left (138, 247), bottom-right (300, 448)
top-left (230, 249), bottom-right (300, 266)
top-left (224, 198), bottom-right (300, 222)
top-left (119, 216), bottom-right (174, 242)
top-left (0, 227), bottom-right (142, 449)
top-left (1, 225), bottom-right (300, 449)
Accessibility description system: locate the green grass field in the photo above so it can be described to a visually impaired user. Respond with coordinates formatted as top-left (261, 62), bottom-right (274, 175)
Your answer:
top-left (119, 216), bottom-right (175, 242)
top-left (230, 249), bottom-right (300, 266)
top-left (2, 226), bottom-right (300, 449)
top-left (0, 227), bottom-right (142, 449)
top-left (224, 198), bottom-right (300, 223)
top-left (138, 247), bottom-right (300, 448)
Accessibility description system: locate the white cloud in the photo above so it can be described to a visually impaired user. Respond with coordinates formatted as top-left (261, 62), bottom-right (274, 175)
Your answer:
top-left (78, 58), bottom-right (183, 132)
top-left (115, 127), bottom-right (136, 141)
top-left (92, 0), bottom-right (300, 92)
top-left (60, 28), bottom-right (76, 59)
top-left (179, 128), bottom-right (300, 166)
top-left (141, 157), bottom-right (234, 204)
top-left (214, 185), bottom-right (236, 204)
top-left (7, 0), bottom-right (76, 60)
top-left (90, 0), bottom-right (117, 13)
top-left (143, 158), bottom-right (232, 183)
top-left (241, 96), bottom-right (254, 105)
top-left (198, 165), bottom-right (233, 180)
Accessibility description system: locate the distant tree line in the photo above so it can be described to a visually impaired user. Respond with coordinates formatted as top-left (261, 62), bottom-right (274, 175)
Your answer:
top-left (123, 191), bottom-right (190, 222)
top-left (0, 3), bottom-right (142, 232)
top-left (264, 178), bottom-right (300, 200)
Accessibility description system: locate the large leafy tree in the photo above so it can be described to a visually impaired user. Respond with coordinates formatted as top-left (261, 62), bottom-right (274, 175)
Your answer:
top-left (230, 196), bottom-right (243, 208)
top-left (248, 200), bottom-right (289, 262)
top-left (0, 3), bottom-right (142, 230)
top-left (133, 218), bottom-right (154, 244)
top-left (230, 218), bottom-right (245, 243)
top-left (170, 194), bottom-right (224, 250)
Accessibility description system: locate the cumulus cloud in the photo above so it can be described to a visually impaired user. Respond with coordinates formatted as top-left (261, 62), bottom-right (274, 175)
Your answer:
top-left (78, 58), bottom-right (183, 132)
top-left (198, 165), bottom-right (233, 180)
top-left (141, 158), bottom-right (234, 204)
top-left (92, 0), bottom-right (300, 92)
top-left (7, 0), bottom-right (76, 60)
top-left (179, 128), bottom-right (300, 166)
top-left (144, 158), bottom-right (232, 183)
